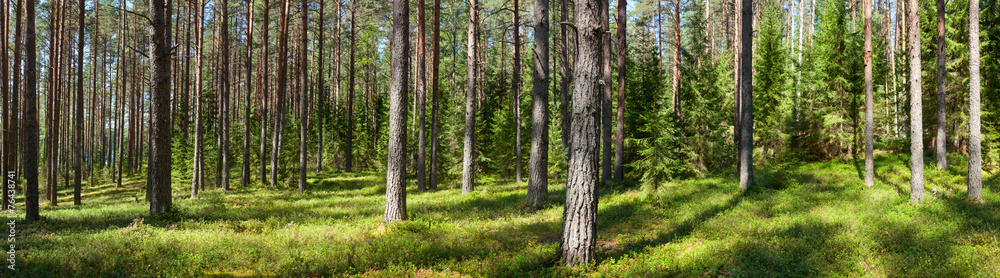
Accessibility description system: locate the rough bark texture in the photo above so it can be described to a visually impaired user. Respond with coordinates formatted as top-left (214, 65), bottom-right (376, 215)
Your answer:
top-left (600, 0), bottom-right (612, 184)
top-left (74, 0), bottom-right (85, 206)
top-left (24, 0), bottom-right (40, 221)
top-left (864, 0), bottom-right (874, 187)
top-left (462, 0), bottom-right (478, 194)
top-left (417, 0), bottom-right (427, 191)
top-left (148, 0), bottom-right (174, 215)
top-left (527, 0), bottom-right (549, 209)
top-left (243, 0), bottom-right (253, 188)
top-left (259, 0), bottom-right (270, 184)
top-left (219, 0), bottom-right (230, 191)
top-left (967, 0), bottom-right (982, 201)
top-left (737, 0), bottom-right (753, 190)
top-left (907, 0), bottom-right (924, 204)
top-left (384, 0), bottom-right (409, 223)
top-left (935, 0), bottom-right (946, 170)
top-left (430, 0), bottom-right (441, 190)
top-left (561, 0), bottom-right (601, 267)
top-left (560, 0), bottom-right (571, 164)
top-left (614, 0), bottom-right (626, 181)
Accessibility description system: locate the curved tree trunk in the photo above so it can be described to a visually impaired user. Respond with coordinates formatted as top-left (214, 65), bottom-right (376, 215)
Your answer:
top-left (561, 0), bottom-right (602, 266)
top-left (384, 0), bottom-right (409, 223)
top-left (527, 0), bottom-right (549, 208)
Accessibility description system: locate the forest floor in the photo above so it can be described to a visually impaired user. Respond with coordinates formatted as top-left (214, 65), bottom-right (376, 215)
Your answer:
top-left (16, 153), bottom-right (1000, 277)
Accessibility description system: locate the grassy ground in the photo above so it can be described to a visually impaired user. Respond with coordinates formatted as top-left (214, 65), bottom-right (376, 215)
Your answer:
top-left (14, 153), bottom-right (1000, 277)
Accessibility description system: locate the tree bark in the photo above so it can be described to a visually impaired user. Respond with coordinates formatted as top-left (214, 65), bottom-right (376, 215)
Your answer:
top-left (346, 3), bottom-right (355, 172)
top-left (934, 0), bottom-right (946, 170)
top-left (514, 0), bottom-right (524, 183)
top-left (316, 0), bottom-right (324, 172)
top-left (907, 0), bottom-right (923, 203)
top-left (417, 0), bottom-right (427, 191)
top-left (148, 0), bottom-right (174, 215)
top-left (614, 0), bottom-right (626, 181)
top-left (271, 0), bottom-right (291, 187)
top-left (559, 0), bottom-right (571, 164)
top-left (561, 0), bottom-right (602, 266)
top-left (259, 0), bottom-right (270, 184)
top-left (192, 0), bottom-right (205, 197)
top-left (601, 0), bottom-right (612, 184)
top-left (527, 0), bottom-right (549, 208)
top-left (23, 0), bottom-right (40, 221)
top-left (430, 0), bottom-right (441, 190)
top-left (219, 0), bottom-right (231, 191)
top-left (298, 0), bottom-right (308, 194)
top-left (462, 0), bottom-right (479, 194)
top-left (967, 0), bottom-right (982, 201)
top-left (738, 0), bottom-right (753, 189)
top-left (672, 0), bottom-right (681, 120)
top-left (242, 0), bottom-right (253, 188)
top-left (74, 0), bottom-right (85, 206)
top-left (384, 0), bottom-right (409, 223)
top-left (864, 0), bottom-right (874, 187)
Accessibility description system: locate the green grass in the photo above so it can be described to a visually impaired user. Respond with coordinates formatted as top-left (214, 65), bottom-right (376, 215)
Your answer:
top-left (15, 153), bottom-right (1000, 277)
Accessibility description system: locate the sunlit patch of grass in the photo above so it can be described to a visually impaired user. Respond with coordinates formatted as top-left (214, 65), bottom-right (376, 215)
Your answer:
top-left (14, 153), bottom-right (1000, 277)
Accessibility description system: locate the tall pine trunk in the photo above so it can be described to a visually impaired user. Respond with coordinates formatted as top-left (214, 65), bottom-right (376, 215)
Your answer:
top-left (527, 0), bottom-right (549, 208)
top-left (600, 0), bottom-right (612, 184)
top-left (242, 0), bottom-right (253, 188)
top-left (297, 0), bottom-right (308, 194)
top-left (967, 0), bottom-right (982, 201)
top-left (613, 0), bottom-right (626, 181)
top-left (738, 0), bottom-right (754, 189)
top-left (513, 0), bottom-right (523, 183)
top-left (934, 0), bottom-right (946, 169)
top-left (219, 0), bottom-right (231, 191)
top-left (864, 0), bottom-right (874, 187)
top-left (346, 4), bottom-right (355, 172)
top-left (429, 0), bottom-right (441, 190)
top-left (462, 0), bottom-right (479, 194)
top-left (259, 0), bottom-right (270, 185)
top-left (907, 0), bottom-right (924, 203)
top-left (73, 0), bottom-right (85, 206)
top-left (561, 0), bottom-right (602, 266)
top-left (192, 0), bottom-right (205, 197)
top-left (417, 0), bottom-right (427, 191)
top-left (24, 0), bottom-right (40, 221)
top-left (271, 0), bottom-right (291, 187)
top-left (148, 0), bottom-right (174, 215)
top-left (384, 0), bottom-right (409, 223)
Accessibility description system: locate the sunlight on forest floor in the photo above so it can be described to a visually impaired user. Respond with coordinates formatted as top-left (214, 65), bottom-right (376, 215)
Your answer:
top-left (16, 154), bottom-right (1000, 277)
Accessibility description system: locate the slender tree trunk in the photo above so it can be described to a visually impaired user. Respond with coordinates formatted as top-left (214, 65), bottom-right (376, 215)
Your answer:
top-left (271, 0), bottom-right (291, 187)
top-left (462, 0), bottom-right (479, 194)
top-left (967, 0), bottom-right (982, 201)
top-left (259, 0), bottom-right (270, 184)
top-left (297, 0), bottom-right (307, 194)
top-left (218, 0), bottom-right (231, 191)
top-left (733, 0), bottom-right (742, 167)
top-left (192, 0), bottom-right (205, 196)
top-left (614, 0), bottom-right (626, 181)
top-left (74, 0), bottom-right (85, 205)
top-left (242, 0), bottom-right (253, 188)
top-left (527, 0), bottom-right (549, 208)
top-left (316, 0), bottom-right (324, 172)
top-left (560, 0), bottom-right (571, 163)
top-left (864, 0), bottom-right (874, 187)
top-left (600, 0), bottom-right (612, 184)
top-left (671, 0), bottom-right (680, 120)
top-left (934, 0), bottom-right (946, 169)
top-left (148, 0), bottom-right (173, 215)
top-left (907, 0), bottom-right (923, 203)
top-left (23, 0), bottom-right (40, 221)
top-left (1, 0), bottom-right (9, 210)
top-left (513, 0), bottom-right (524, 183)
top-left (385, 0), bottom-right (409, 223)
top-left (429, 0), bottom-right (441, 190)
top-left (738, 0), bottom-right (753, 189)
top-left (346, 4), bottom-right (355, 172)
top-left (561, 0), bottom-right (602, 266)
top-left (417, 0), bottom-right (427, 191)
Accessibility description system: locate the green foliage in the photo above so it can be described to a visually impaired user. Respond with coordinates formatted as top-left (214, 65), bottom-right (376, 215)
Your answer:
top-left (754, 0), bottom-right (791, 160)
